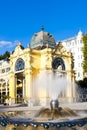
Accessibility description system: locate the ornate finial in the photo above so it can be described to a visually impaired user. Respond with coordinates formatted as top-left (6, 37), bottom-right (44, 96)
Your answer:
top-left (18, 41), bottom-right (21, 46)
top-left (41, 25), bottom-right (44, 31)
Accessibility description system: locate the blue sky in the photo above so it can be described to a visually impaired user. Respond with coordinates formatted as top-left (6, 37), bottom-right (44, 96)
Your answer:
top-left (0, 0), bottom-right (87, 54)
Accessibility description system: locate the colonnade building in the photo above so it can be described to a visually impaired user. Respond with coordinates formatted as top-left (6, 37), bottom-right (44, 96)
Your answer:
top-left (0, 28), bottom-right (75, 105)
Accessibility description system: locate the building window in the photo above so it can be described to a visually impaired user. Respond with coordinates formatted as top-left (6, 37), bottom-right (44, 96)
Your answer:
top-left (78, 72), bottom-right (80, 77)
top-left (81, 63), bottom-right (83, 67)
top-left (78, 56), bottom-right (80, 59)
top-left (52, 57), bottom-right (65, 70)
top-left (72, 41), bottom-right (74, 46)
top-left (2, 69), bottom-right (5, 73)
top-left (15, 58), bottom-right (25, 71)
top-left (78, 63), bottom-right (80, 67)
top-left (6, 67), bottom-right (10, 72)
top-left (81, 55), bottom-right (83, 59)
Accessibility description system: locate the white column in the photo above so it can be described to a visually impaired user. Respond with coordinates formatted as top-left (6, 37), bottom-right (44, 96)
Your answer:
top-left (15, 75), bottom-right (17, 103)
top-left (1, 83), bottom-right (3, 103)
top-left (23, 78), bottom-right (25, 98)
top-left (6, 80), bottom-right (8, 95)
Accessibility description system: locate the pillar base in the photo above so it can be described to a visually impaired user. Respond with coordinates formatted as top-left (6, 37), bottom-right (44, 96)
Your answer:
top-left (9, 98), bottom-right (15, 105)
top-left (58, 97), bottom-right (76, 104)
top-left (24, 98), bottom-right (50, 107)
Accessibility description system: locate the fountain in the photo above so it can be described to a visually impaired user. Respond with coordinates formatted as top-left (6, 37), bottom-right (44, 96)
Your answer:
top-left (50, 99), bottom-right (59, 110)
top-left (31, 70), bottom-right (71, 106)
top-left (0, 71), bottom-right (87, 130)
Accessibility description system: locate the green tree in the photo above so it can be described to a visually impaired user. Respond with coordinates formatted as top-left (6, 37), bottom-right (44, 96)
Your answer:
top-left (0, 51), bottom-right (10, 60)
top-left (3, 51), bottom-right (10, 59)
top-left (82, 33), bottom-right (87, 73)
top-left (0, 54), bottom-right (2, 60)
top-left (76, 78), bottom-right (87, 88)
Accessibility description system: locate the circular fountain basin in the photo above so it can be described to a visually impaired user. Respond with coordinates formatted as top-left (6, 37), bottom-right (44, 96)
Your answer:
top-left (0, 102), bottom-right (87, 130)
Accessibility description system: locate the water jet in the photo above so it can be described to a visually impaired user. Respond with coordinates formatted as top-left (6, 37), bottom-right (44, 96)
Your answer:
top-left (50, 99), bottom-right (59, 110)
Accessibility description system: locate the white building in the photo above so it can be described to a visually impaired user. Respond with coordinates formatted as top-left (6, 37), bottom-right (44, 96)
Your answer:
top-left (60, 31), bottom-right (84, 81)
top-left (0, 59), bottom-right (10, 103)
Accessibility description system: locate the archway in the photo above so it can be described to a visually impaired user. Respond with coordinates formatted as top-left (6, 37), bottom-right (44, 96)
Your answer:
top-left (0, 79), bottom-right (9, 103)
top-left (15, 72), bottom-right (25, 103)
top-left (15, 58), bottom-right (25, 103)
top-left (52, 57), bottom-right (66, 77)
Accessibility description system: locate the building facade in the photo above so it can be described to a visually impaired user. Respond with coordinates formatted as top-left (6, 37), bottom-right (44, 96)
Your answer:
top-left (61, 31), bottom-right (84, 81)
top-left (0, 29), bottom-right (75, 105)
top-left (0, 59), bottom-right (10, 103)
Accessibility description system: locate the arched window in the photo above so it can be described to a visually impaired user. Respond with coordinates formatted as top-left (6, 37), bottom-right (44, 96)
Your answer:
top-left (52, 58), bottom-right (65, 70)
top-left (15, 58), bottom-right (25, 71)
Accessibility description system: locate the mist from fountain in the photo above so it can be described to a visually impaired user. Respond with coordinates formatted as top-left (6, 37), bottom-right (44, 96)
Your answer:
top-left (32, 71), bottom-right (70, 101)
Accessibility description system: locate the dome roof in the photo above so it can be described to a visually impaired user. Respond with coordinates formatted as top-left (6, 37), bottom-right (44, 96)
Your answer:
top-left (29, 27), bottom-right (56, 49)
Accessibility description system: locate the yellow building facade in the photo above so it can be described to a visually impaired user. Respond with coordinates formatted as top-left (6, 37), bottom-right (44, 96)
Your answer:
top-left (8, 29), bottom-right (75, 105)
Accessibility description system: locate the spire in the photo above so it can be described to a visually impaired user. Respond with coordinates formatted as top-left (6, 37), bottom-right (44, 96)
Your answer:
top-left (78, 30), bottom-right (82, 36)
top-left (18, 41), bottom-right (22, 46)
top-left (77, 30), bottom-right (82, 39)
top-left (41, 25), bottom-right (44, 31)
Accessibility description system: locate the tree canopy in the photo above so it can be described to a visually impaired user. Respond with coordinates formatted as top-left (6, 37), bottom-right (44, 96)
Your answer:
top-left (0, 51), bottom-right (10, 60)
top-left (82, 33), bottom-right (87, 72)
top-left (76, 78), bottom-right (87, 88)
